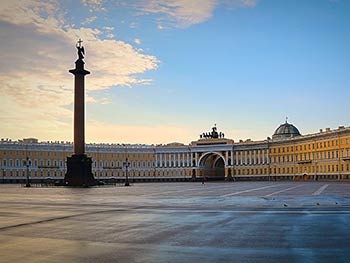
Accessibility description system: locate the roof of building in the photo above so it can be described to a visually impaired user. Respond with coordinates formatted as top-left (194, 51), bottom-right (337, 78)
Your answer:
top-left (272, 121), bottom-right (301, 139)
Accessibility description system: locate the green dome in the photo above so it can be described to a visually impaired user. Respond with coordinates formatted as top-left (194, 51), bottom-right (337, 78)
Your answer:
top-left (272, 121), bottom-right (301, 139)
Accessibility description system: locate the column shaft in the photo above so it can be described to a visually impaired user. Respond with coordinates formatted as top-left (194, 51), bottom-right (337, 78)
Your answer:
top-left (74, 74), bottom-right (85, 155)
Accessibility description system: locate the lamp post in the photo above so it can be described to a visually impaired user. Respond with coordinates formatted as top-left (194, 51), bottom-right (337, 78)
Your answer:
top-left (153, 147), bottom-right (157, 181)
top-left (123, 158), bottom-right (130, 186)
top-left (267, 137), bottom-right (271, 182)
top-left (25, 156), bottom-right (31, 187)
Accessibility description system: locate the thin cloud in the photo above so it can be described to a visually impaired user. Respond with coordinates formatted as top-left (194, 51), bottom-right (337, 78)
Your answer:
top-left (82, 0), bottom-right (107, 12)
top-left (222, 0), bottom-right (259, 8)
top-left (102, 26), bottom-right (114, 31)
top-left (135, 0), bottom-right (259, 28)
top-left (137, 0), bottom-right (217, 28)
top-left (82, 16), bottom-right (98, 25)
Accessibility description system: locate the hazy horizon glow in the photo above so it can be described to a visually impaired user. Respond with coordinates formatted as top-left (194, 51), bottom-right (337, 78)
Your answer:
top-left (0, 0), bottom-right (349, 144)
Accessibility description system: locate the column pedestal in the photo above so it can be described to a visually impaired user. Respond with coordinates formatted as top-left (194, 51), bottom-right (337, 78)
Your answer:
top-left (65, 154), bottom-right (95, 187)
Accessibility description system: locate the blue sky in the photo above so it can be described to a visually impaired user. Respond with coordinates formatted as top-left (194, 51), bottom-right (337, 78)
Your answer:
top-left (0, 0), bottom-right (349, 144)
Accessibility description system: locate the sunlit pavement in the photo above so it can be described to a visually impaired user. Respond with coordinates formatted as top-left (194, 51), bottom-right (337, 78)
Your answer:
top-left (0, 181), bottom-right (350, 263)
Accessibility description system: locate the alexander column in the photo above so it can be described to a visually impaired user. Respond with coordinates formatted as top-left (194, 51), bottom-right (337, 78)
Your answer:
top-left (64, 39), bottom-right (95, 186)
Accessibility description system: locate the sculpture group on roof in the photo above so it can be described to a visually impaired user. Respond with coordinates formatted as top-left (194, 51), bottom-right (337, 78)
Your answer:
top-left (200, 125), bottom-right (224, 139)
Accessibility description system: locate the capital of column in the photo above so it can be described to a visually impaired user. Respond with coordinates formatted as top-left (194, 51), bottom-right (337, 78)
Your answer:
top-left (69, 59), bottom-right (90, 76)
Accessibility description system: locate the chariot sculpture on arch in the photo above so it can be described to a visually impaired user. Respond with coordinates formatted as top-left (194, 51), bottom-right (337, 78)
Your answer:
top-left (200, 124), bottom-right (224, 139)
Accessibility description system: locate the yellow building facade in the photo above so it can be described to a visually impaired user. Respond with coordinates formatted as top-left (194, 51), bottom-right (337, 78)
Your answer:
top-left (1, 122), bottom-right (350, 183)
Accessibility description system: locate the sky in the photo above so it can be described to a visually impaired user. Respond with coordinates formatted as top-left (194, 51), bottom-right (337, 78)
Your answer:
top-left (0, 0), bottom-right (349, 144)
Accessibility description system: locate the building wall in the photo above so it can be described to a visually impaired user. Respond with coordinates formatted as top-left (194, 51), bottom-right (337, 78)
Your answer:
top-left (1, 127), bottom-right (350, 182)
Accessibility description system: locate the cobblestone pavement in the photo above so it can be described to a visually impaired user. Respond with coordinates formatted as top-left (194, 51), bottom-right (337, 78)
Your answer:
top-left (0, 181), bottom-right (349, 263)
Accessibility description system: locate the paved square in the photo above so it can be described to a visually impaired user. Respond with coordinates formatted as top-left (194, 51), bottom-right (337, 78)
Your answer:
top-left (0, 181), bottom-right (350, 262)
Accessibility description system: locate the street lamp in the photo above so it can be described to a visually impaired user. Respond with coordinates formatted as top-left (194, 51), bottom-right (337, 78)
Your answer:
top-left (153, 147), bottom-right (157, 181)
top-left (25, 156), bottom-right (31, 187)
top-left (123, 157), bottom-right (130, 186)
top-left (267, 137), bottom-right (271, 182)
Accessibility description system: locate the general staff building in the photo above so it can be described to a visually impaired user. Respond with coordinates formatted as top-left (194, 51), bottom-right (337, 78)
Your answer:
top-left (1, 121), bottom-right (350, 183)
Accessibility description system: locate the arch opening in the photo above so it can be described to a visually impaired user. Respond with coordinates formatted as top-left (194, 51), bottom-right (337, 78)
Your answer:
top-left (198, 152), bottom-right (225, 180)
